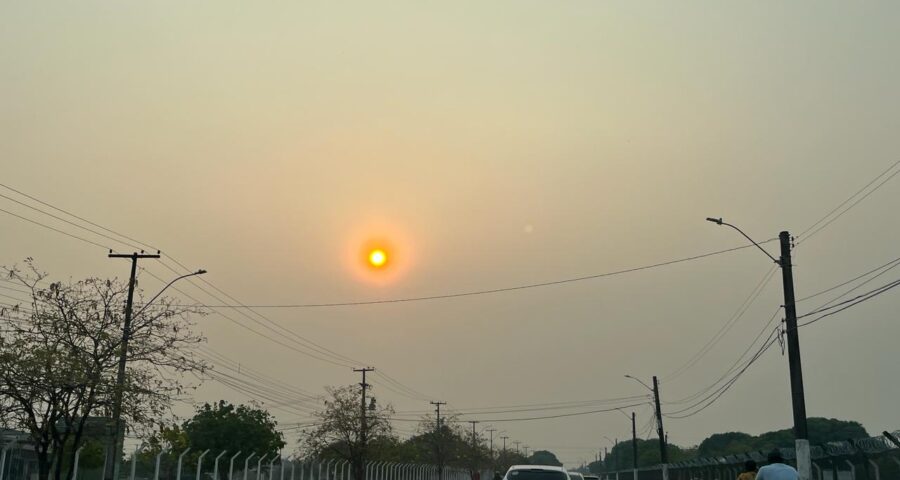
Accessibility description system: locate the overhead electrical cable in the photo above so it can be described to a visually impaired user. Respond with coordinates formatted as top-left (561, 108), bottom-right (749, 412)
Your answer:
top-left (795, 255), bottom-right (900, 303)
top-left (797, 159), bottom-right (900, 245)
top-left (665, 306), bottom-right (783, 406)
top-left (662, 265), bottom-right (778, 382)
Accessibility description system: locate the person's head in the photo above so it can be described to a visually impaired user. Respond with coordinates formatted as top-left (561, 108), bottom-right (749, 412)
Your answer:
top-left (744, 460), bottom-right (757, 472)
top-left (767, 449), bottom-right (784, 464)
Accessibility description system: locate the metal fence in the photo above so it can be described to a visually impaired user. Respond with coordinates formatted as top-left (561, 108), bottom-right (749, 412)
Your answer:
top-left (597, 429), bottom-right (900, 480)
top-left (0, 442), bottom-right (484, 480)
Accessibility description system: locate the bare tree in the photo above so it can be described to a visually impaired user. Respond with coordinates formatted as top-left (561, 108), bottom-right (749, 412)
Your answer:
top-left (300, 385), bottom-right (395, 480)
top-left (0, 260), bottom-right (206, 480)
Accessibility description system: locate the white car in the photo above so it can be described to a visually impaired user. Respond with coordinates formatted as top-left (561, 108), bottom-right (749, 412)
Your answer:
top-left (567, 472), bottom-right (585, 480)
top-left (504, 465), bottom-right (570, 480)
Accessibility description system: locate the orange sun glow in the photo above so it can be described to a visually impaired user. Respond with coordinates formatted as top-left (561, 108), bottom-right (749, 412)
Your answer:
top-left (368, 249), bottom-right (388, 268)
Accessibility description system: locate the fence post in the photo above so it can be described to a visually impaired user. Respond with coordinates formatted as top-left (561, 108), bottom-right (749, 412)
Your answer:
top-left (214, 450), bottom-right (228, 480)
top-left (229, 451), bottom-right (242, 480)
top-left (269, 455), bottom-right (279, 480)
top-left (811, 462), bottom-right (821, 480)
top-left (130, 444), bottom-right (142, 480)
top-left (843, 460), bottom-right (855, 480)
top-left (153, 448), bottom-right (167, 480)
top-left (244, 453), bottom-right (258, 480)
top-left (197, 449), bottom-right (212, 480)
top-left (177, 448), bottom-right (192, 480)
top-left (258, 454), bottom-right (271, 480)
top-left (71, 446), bottom-right (84, 480)
top-left (868, 459), bottom-right (879, 480)
top-left (0, 440), bottom-right (18, 480)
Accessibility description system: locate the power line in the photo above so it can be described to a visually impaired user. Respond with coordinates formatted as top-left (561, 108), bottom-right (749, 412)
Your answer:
top-left (797, 277), bottom-right (900, 328)
top-left (169, 241), bottom-right (777, 309)
top-left (0, 183), bottom-right (160, 251)
top-left (662, 265), bottom-right (778, 382)
top-left (795, 255), bottom-right (900, 303)
top-left (664, 332), bottom-right (780, 419)
top-left (665, 306), bottom-right (783, 406)
top-left (797, 159), bottom-right (900, 244)
top-left (418, 402), bottom-right (650, 424)
top-left (0, 207), bottom-right (111, 250)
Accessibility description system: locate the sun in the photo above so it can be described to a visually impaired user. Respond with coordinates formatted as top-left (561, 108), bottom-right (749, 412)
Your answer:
top-left (368, 249), bottom-right (388, 268)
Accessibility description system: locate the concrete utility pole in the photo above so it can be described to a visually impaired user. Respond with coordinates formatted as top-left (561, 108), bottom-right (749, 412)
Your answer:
top-left (486, 429), bottom-right (497, 458)
top-left (631, 413), bottom-right (638, 480)
top-left (500, 436), bottom-right (509, 453)
top-left (431, 401), bottom-right (447, 480)
top-left (104, 251), bottom-right (160, 480)
top-left (355, 367), bottom-right (375, 480)
top-left (707, 219), bottom-right (811, 480)
top-left (513, 442), bottom-right (521, 455)
top-left (652, 376), bottom-right (668, 480)
top-left (778, 231), bottom-right (811, 480)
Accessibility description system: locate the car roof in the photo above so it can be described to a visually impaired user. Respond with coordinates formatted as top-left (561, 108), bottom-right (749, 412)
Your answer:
top-left (507, 465), bottom-right (568, 472)
top-left (567, 473), bottom-right (585, 476)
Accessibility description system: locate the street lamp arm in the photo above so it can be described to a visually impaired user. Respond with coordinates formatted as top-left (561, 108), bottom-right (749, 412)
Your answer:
top-left (624, 375), bottom-right (653, 392)
top-left (134, 269), bottom-right (207, 318)
top-left (706, 217), bottom-right (780, 264)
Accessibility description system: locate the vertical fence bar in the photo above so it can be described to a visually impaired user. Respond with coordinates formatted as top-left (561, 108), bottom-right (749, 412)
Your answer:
top-left (244, 453), bottom-right (258, 480)
top-left (214, 450), bottom-right (228, 480)
top-left (130, 444), bottom-right (141, 480)
top-left (72, 446), bottom-right (84, 480)
top-left (229, 451), bottom-right (243, 480)
top-left (153, 449), bottom-right (167, 480)
top-left (176, 448), bottom-right (192, 480)
top-left (258, 454), bottom-right (270, 480)
top-left (197, 449), bottom-right (211, 480)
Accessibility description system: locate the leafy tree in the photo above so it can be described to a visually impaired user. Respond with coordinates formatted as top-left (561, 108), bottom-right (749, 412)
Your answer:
top-left (529, 450), bottom-right (562, 467)
top-left (697, 432), bottom-right (755, 457)
top-left (300, 385), bottom-right (395, 480)
top-left (142, 401), bottom-right (285, 479)
top-left (694, 418), bottom-right (869, 458)
top-left (0, 260), bottom-right (205, 480)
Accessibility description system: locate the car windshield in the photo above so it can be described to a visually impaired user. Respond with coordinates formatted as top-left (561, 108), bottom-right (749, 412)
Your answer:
top-left (568, 474), bottom-right (584, 480)
top-left (506, 470), bottom-right (568, 480)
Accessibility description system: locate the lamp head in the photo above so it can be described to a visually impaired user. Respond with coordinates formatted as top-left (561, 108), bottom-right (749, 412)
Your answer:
top-left (197, 269), bottom-right (207, 275)
top-left (706, 217), bottom-right (723, 225)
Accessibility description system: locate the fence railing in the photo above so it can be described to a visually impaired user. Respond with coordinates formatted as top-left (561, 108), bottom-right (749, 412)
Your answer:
top-left (0, 442), bottom-right (483, 480)
top-left (597, 429), bottom-right (900, 480)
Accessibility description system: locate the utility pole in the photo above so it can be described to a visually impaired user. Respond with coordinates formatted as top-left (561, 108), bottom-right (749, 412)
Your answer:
top-left (486, 428), bottom-right (497, 458)
top-left (707, 221), bottom-right (811, 480)
top-left (614, 439), bottom-right (619, 473)
top-left (104, 251), bottom-right (160, 480)
top-left (523, 446), bottom-right (530, 458)
top-left (513, 441), bottom-right (521, 455)
top-left (355, 367), bottom-right (375, 480)
top-left (501, 436), bottom-right (509, 453)
top-left (431, 401), bottom-right (447, 480)
top-left (468, 421), bottom-right (480, 446)
top-left (631, 412), bottom-right (638, 480)
top-left (652, 376), bottom-right (668, 480)
top-left (779, 231), bottom-right (811, 480)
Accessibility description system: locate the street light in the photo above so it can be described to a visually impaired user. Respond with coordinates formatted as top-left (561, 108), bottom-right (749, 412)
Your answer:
top-left (623, 375), bottom-right (652, 392)
top-left (624, 375), bottom-right (667, 480)
top-left (706, 217), bottom-right (810, 480)
top-left (134, 269), bottom-right (207, 318)
top-left (106, 268), bottom-right (207, 480)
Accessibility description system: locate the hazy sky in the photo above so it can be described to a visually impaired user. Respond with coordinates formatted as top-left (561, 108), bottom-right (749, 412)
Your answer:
top-left (2, 1), bottom-right (899, 466)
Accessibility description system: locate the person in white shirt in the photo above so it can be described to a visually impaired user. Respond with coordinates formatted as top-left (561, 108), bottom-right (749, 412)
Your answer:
top-left (755, 450), bottom-right (798, 480)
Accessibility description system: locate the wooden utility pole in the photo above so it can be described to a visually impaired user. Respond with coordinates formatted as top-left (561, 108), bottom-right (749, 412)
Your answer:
top-left (104, 251), bottom-right (159, 480)
top-left (354, 367), bottom-right (375, 480)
